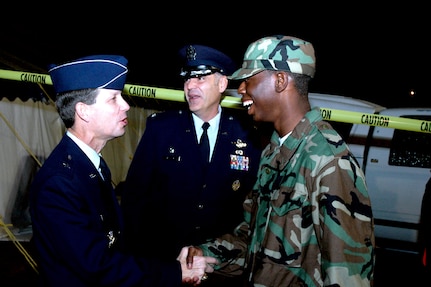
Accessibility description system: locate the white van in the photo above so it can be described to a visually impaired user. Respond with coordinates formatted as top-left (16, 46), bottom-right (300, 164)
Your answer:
top-left (309, 93), bottom-right (431, 252)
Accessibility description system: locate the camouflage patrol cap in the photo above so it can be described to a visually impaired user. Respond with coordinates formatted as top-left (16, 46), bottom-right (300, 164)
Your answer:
top-left (229, 35), bottom-right (316, 80)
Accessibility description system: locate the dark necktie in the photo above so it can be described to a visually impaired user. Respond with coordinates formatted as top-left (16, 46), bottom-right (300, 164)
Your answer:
top-left (99, 156), bottom-right (119, 248)
top-left (99, 156), bottom-right (111, 183)
top-left (200, 122), bottom-right (210, 163)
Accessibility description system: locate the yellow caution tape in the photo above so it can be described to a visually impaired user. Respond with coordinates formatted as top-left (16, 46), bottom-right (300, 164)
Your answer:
top-left (124, 83), bottom-right (242, 109)
top-left (0, 69), bottom-right (52, 85)
top-left (319, 108), bottom-right (431, 134)
top-left (1, 69), bottom-right (430, 133)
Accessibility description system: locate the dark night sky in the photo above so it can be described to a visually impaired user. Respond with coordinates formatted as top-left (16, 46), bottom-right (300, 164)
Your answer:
top-left (2, 4), bottom-right (428, 108)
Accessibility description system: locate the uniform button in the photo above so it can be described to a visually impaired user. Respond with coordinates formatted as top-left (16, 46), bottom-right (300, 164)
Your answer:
top-left (198, 204), bottom-right (204, 210)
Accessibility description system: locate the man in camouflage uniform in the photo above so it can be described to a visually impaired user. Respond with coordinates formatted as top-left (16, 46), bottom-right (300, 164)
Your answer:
top-left (187, 35), bottom-right (375, 286)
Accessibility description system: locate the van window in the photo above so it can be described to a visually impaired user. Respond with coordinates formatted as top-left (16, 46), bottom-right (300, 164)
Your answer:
top-left (389, 115), bottom-right (431, 168)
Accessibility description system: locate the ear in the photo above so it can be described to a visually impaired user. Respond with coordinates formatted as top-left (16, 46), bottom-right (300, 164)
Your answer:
top-left (218, 75), bottom-right (229, 93)
top-left (75, 102), bottom-right (89, 122)
top-left (275, 72), bottom-right (288, 92)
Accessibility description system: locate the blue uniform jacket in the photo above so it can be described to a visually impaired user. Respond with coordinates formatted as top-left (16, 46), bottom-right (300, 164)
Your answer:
top-left (120, 109), bottom-right (262, 260)
top-left (29, 135), bottom-right (182, 287)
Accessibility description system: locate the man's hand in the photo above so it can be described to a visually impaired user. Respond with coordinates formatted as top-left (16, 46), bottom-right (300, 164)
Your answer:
top-left (177, 246), bottom-right (218, 286)
top-left (186, 246), bottom-right (204, 269)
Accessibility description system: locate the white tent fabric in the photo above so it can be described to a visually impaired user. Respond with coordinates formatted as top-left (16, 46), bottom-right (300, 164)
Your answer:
top-left (0, 97), bottom-right (155, 241)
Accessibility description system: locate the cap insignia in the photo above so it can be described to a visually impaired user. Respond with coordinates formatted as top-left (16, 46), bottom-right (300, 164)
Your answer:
top-left (186, 45), bottom-right (197, 61)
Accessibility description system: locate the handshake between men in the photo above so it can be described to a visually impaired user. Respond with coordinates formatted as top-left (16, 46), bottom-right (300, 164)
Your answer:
top-left (178, 246), bottom-right (217, 286)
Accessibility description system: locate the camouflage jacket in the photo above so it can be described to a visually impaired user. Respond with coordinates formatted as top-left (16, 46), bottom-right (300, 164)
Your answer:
top-left (200, 108), bottom-right (375, 287)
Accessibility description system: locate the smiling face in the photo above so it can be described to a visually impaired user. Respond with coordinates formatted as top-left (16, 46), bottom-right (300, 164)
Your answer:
top-left (237, 70), bottom-right (281, 123)
top-left (183, 73), bottom-right (228, 121)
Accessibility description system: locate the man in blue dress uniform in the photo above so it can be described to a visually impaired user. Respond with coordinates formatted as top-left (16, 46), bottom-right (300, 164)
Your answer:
top-left (29, 54), bottom-right (214, 286)
top-left (120, 45), bottom-right (262, 285)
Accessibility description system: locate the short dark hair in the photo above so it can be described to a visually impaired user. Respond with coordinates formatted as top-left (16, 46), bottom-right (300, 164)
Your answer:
top-left (55, 88), bottom-right (99, 128)
top-left (290, 72), bottom-right (312, 97)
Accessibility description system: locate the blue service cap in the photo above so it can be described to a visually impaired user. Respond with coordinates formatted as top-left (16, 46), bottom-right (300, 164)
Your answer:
top-left (179, 45), bottom-right (236, 79)
top-left (48, 55), bottom-right (128, 94)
